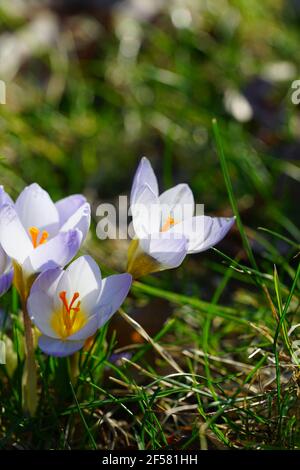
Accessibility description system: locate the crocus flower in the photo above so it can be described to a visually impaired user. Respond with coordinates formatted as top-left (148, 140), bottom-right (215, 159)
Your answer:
top-left (128, 157), bottom-right (235, 277)
top-left (27, 255), bottom-right (132, 357)
top-left (0, 184), bottom-right (91, 281)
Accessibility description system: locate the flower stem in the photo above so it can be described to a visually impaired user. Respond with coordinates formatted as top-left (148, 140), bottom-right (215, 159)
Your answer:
top-left (69, 352), bottom-right (79, 385)
top-left (22, 299), bottom-right (38, 416)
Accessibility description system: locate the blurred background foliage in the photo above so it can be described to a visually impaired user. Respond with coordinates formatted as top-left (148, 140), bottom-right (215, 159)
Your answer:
top-left (0, 0), bottom-right (299, 287)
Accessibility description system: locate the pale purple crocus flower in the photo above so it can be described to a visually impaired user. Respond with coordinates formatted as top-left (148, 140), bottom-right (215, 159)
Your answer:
top-left (0, 183), bottom-right (91, 278)
top-left (27, 255), bottom-right (132, 357)
top-left (128, 157), bottom-right (235, 277)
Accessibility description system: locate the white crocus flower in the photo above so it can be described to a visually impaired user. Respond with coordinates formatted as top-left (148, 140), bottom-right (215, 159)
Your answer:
top-left (27, 255), bottom-right (132, 357)
top-left (128, 157), bottom-right (235, 277)
top-left (0, 183), bottom-right (91, 292)
top-left (0, 184), bottom-right (91, 415)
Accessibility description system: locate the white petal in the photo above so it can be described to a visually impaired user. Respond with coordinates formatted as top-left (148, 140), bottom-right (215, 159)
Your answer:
top-left (65, 255), bottom-right (102, 295)
top-left (131, 184), bottom-right (160, 238)
top-left (28, 290), bottom-right (59, 338)
top-left (140, 232), bottom-right (188, 269)
top-left (27, 268), bottom-right (64, 339)
top-left (38, 335), bottom-right (85, 357)
top-left (54, 257), bottom-right (101, 320)
top-left (159, 184), bottom-right (194, 228)
top-left (96, 273), bottom-right (132, 328)
top-left (51, 270), bottom-right (72, 312)
top-left (169, 216), bottom-right (235, 253)
top-left (23, 229), bottom-right (81, 275)
top-left (60, 202), bottom-right (91, 242)
top-left (15, 183), bottom-right (60, 237)
top-left (55, 194), bottom-right (86, 226)
top-left (0, 204), bottom-right (32, 264)
top-left (63, 255), bottom-right (102, 313)
top-left (52, 265), bottom-right (101, 341)
top-left (131, 157), bottom-right (159, 205)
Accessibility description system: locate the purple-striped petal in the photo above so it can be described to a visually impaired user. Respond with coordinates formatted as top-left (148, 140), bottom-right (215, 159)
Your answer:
top-left (140, 232), bottom-right (188, 269)
top-left (131, 157), bottom-right (159, 205)
top-left (0, 269), bottom-right (13, 297)
top-left (60, 202), bottom-right (91, 243)
top-left (55, 194), bottom-right (86, 227)
top-left (96, 273), bottom-right (132, 328)
top-left (23, 229), bottom-right (81, 274)
top-left (168, 216), bottom-right (235, 253)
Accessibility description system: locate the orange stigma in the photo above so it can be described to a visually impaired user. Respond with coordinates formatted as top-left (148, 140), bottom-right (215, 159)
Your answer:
top-left (161, 216), bottom-right (176, 232)
top-left (59, 291), bottom-right (80, 313)
top-left (29, 226), bottom-right (49, 248)
top-left (59, 291), bottom-right (81, 334)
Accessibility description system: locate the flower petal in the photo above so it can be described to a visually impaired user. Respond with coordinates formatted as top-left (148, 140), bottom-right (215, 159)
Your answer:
top-left (0, 270), bottom-right (13, 297)
top-left (55, 194), bottom-right (86, 227)
top-left (28, 290), bottom-right (59, 339)
top-left (131, 157), bottom-right (159, 205)
top-left (131, 184), bottom-right (160, 238)
top-left (169, 216), bottom-right (235, 253)
top-left (65, 255), bottom-right (102, 297)
top-left (30, 267), bottom-right (64, 301)
top-left (60, 202), bottom-right (91, 243)
top-left (28, 261), bottom-right (102, 343)
top-left (38, 335), bottom-right (85, 357)
top-left (15, 183), bottom-right (60, 237)
top-left (56, 256), bottom-right (102, 315)
top-left (67, 314), bottom-right (99, 341)
top-left (50, 266), bottom-right (100, 342)
top-left (0, 243), bottom-right (11, 274)
top-left (0, 204), bottom-right (32, 264)
top-left (27, 268), bottom-right (64, 339)
top-left (140, 232), bottom-right (188, 269)
top-left (96, 273), bottom-right (132, 328)
top-left (23, 229), bottom-right (81, 274)
top-left (0, 186), bottom-right (14, 206)
top-left (159, 184), bottom-right (194, 228)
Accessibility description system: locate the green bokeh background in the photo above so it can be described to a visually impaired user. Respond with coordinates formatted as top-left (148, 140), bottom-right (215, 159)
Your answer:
top-left (0, 0), bottom-right (298, 229)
